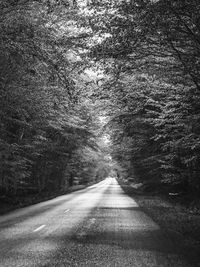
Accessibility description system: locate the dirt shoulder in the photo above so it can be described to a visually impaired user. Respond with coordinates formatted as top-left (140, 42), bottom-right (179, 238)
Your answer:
top-left (120, 183), bottom-right (200, 267)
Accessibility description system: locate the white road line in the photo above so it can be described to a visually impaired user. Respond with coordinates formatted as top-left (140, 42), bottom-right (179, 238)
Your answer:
top-left (64, 209), bottom-right (70, 213)
top-left (33, 224), bottom-right (46, 232)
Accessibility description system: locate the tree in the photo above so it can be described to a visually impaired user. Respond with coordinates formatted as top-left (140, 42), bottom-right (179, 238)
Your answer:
top-left (84, 0), bottom-right (200, 193)
top-left (0, 0), bottom-right (108, 197)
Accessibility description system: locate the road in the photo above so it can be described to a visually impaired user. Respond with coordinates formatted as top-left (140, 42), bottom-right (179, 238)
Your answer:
top-left (0, 178), bottom-right (192, 267)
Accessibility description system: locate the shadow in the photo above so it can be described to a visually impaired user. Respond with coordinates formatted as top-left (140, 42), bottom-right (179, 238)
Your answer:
top-left (118, 182), bottom-right (200, 267)
top-left (0, 183), bottom-right (104, 229)
top-left (0, 179), bottom-right (195, 267)
top-left (0, 201), bottom-right (66, 229)
top-left (97, 207), bottom-right (142, 211)
top-left (0, 208), bottom-right (194, 265)
top-left (0, 224), bottom-right (185, 267)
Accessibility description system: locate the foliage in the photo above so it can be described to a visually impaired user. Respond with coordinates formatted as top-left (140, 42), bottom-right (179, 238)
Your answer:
top-left (87, 0), bottom-right (200, 193)
top-left (0, 0), bottom-right (109, 197)
top-left (1, 0), bottom-right (200, 198)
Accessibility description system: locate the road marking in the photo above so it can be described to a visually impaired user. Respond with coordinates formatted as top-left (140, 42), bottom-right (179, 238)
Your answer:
top-left (33, 225), bottom-right (46, 232)
top-left (64, 209), bottom-right (70, 213)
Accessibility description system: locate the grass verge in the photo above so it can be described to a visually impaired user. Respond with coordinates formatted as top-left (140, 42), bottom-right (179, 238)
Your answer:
top-left (120, 183), bottom-right (200, 267)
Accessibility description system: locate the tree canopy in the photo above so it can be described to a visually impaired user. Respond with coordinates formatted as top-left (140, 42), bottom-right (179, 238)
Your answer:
top-left (85, 0), bottom-right (200, 193)
top-left (1, 0), bottom-right (200, 199)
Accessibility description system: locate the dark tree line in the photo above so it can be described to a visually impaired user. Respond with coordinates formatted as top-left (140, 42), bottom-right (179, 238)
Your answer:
top-left (86, 0), bottom-right (200, 194)
top-left (1, 0), bottom-right (200, 199)
top-left (0, 0), bottom-right (110, 198)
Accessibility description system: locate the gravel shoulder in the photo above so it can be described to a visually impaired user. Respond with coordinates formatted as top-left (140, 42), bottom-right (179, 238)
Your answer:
top-left (120, 184), bottom-right (200, 267)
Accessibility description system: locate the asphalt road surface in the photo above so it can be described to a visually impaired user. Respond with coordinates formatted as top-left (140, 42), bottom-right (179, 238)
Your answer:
top-left (0, 178), bottom-right (192, 267)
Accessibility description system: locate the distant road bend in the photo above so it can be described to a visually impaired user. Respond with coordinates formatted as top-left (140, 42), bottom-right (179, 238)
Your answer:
top-left (0, 178), bottom-right (192, 266)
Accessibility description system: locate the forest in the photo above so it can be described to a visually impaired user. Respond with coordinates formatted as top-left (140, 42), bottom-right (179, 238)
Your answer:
top-left (0, 0), bottom-right (200, 203)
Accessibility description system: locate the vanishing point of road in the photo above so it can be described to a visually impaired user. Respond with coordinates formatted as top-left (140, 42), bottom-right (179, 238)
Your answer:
top-left (0, 178), bottom-right (192, 266)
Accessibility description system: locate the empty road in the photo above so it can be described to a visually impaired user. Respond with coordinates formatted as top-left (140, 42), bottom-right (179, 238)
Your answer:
top-left (0, 178), bottom-right (192, 266)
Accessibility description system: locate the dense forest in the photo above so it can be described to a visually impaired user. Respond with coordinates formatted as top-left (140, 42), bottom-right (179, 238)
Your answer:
top-left (0, 0), bottom-right (111, 199)
top-left (88, 0), bottom-right (200, 195)
top-left (1, 0), bottom-right (200, 201)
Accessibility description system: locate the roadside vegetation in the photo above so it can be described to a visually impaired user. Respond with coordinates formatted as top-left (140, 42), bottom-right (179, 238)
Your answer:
top-left (0, 1), bottom-right (111, 211)
top-left (88, 0), bottom-right (200, 197)
top-left (119, 182), bottom-right (200, 267)
top-left (1, 0), bottom-right (200, 214)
